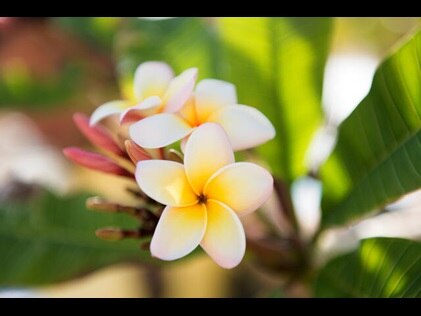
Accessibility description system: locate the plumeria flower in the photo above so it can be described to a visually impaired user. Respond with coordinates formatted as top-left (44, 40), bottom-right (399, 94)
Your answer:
top-left (135, 123), bottom-right (273, 268)
top-left (130, 79), bottom-right (275, 151)
top-left (89, 61), bottom-right (197, 126)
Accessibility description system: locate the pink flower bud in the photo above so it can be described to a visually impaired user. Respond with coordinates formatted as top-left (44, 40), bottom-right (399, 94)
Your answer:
top-left (124, 140), bottom-right (151, 163)
top-left (63, 147), bottom-right (133, 178)
top-left (95, 227), bottom-right (125, 241)
top-left (95, 227), bottom-right (141, 241)
top-left (73, 113), bottom-right (126, 158)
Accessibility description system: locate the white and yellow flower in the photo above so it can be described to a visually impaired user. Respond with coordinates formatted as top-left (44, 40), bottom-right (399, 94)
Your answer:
top-left (129, 79), bottom-right (275, 151)
top-left (89, 61), bottom-right (197, 125)
top-left (135, 123), bottom-right (273, 268)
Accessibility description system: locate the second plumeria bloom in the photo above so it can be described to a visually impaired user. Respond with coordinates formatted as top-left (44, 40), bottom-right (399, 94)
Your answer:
top-left (90, 61), bottom-right (197, 125)
top-left (135, 123), bottom-right (273, 268)
top-left (130, 79), bottom-right (275, 151)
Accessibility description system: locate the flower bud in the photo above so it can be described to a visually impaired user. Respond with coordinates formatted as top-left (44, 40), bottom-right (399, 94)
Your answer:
top-left (63, 147), bottom-right (133, 178)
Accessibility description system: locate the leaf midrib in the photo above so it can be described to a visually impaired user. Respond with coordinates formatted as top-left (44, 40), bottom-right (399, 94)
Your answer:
top-left (268, 18), bottom-right (290, 182)
top-left (324, 127), bottom-right (421, 225)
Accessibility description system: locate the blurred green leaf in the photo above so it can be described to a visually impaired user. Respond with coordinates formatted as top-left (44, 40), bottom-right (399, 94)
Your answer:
top-left (0, 190), bottom-right (153, 286)
top-left (265, 287), bottom-right (284, 298)
top-left (54, 17), bottom-right (121, 50)
top-left (216, 17), bottom-right (332, 182)
top-left (116, 17), bottom-right (332, 183)
top-left (0, 64), bottom-right (81, 108)
top-left (314, 238), bottom-right (421, 297)
top-left (320, 30), bottom-right (421, 227)
top-left (115, 17), bottom-right (223, 101)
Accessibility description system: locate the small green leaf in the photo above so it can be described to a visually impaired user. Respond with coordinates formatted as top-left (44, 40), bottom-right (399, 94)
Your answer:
top-left (314, 238), bottom-right (421, 298)
top-left (320, 30), bottom-right (421, 227)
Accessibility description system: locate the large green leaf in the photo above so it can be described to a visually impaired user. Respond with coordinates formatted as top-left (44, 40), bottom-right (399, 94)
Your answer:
top-left (320, 30), bottom-right (421, 227)
top-left (0, 190), bottom-right (153, 286)
top-left (116, 17), bottom-right (332, 182)
top-left (314, 238), bottom-right (421, 298)
top-left (216, 17), bottom-right (332, 182)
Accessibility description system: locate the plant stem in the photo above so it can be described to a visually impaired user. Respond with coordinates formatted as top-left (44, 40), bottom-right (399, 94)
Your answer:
top-left (273, 177), bottom-right (300, 235)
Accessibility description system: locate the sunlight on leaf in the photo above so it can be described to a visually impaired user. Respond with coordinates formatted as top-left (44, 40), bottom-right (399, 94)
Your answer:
top-left (320, 29), bottom-right (421, 227)
top-left (314, 238), bottom-right (421, 297)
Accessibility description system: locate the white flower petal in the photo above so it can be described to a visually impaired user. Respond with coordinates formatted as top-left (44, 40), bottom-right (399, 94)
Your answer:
top-left (208, 105), bottom-right (276, 150)
top-left (89, 100), bottom-right (130, 126)
top-left (129, 113), bottom-right (192, 148)
top-left (119, 96), bottom-right (162, 124)
top-left (151, 204), bottom-right (207, 261)
top-left (163, 68), bottom-right (198, 113)
top-left (195, 79), bottom-right (237, 122)
top-left (135, 160), bottom-right (197, 207)
top-left (184, 123), bottom-right (234, 195)
top-left (201, 200), bottom-right (245, 269)
top-left (204, 162), bottom-right (273, 215)
top-left (133, 61), bottom-right (174, 100)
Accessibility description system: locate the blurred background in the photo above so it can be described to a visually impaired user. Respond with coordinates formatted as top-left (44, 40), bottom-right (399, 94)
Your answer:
top-left (0, 17), bottom-right (420, 298)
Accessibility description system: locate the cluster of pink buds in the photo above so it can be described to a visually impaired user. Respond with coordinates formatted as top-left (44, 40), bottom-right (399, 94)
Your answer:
top-left (64, 113), bottom-right (165, 246)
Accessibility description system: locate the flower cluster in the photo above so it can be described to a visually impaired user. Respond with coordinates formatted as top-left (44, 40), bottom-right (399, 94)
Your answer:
top-left (65, 61), bottom-right (275, 269)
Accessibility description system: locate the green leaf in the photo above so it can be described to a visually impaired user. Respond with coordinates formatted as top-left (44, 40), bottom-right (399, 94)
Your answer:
top-left (115, 18), bottom-right (224, 84)
top-left (216, 17), bottom-right (332, 182)
top-left (115, 17), bottom-right (332, 182)
top-left (320, 30), bottom-right (421, 227)
top-left (314, 238), bottom-right (421, 298)
top-left (265, 288), bottom-right (284, 298)
top-left (0, 190), bottom-right (153, 286)
top-left (0, 64), bottom-right (81, 108)
top-left (54, 17), bottom-right (121, 50)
